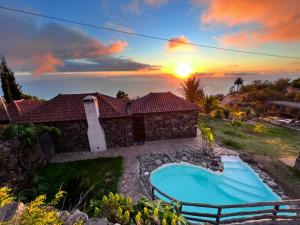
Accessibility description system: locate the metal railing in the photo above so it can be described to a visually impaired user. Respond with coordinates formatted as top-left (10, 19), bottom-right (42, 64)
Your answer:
top-left (138, 163), bottom-right (300, 224)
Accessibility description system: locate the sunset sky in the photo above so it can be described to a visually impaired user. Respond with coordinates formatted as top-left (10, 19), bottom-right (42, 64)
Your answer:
top-left (1, 0), bottom-right (300, 98)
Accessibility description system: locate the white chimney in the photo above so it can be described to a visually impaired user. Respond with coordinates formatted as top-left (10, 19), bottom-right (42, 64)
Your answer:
top-left (83, 95), bottom-right (107, 152)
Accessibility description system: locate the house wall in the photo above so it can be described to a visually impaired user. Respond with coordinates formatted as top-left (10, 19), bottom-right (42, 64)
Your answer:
top-left (51, 121), bottom-right (89, 153)
top-left (50, 117), bottom-right (134, 153)
top-left (101, 117), bottom-right (134, 148)
top-left (143, 111), bottom-right (198, 141)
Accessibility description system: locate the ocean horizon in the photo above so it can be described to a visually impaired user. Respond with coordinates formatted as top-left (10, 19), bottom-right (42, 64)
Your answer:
top-left (8, 72), bottom-right (300, 100)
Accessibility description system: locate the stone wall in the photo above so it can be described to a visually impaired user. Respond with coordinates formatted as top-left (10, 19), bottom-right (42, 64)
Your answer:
top-left (0, 140), bottom-right (46, 188)
top-left (101, 117), bottom-right (134, 148)
top-left (51, 121), bottom-right (90, 153)
top-left (144, 111), bottom-right (198, 141)
top-left (51, 118), bottom-right (134, 152)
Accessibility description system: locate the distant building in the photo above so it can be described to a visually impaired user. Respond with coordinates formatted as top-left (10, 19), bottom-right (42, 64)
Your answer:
top-left (14, 92), bottom-right (199, 153)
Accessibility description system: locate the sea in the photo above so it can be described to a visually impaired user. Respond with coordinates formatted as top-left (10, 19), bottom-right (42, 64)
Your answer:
top-left (6, 72), bottom-right (300, 100)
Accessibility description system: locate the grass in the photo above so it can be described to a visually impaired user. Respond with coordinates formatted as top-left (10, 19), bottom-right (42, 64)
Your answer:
top-left (199, 116), bottom-right (300, 158)
top-left (18, 157), bottom-right (123, 210)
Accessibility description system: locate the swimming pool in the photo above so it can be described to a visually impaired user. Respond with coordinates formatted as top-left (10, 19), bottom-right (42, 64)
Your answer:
top-left (150, 156), bottom-right (282, 220)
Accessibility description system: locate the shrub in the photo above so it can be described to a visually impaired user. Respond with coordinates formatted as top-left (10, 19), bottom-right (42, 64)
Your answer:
top-left (0, 187), bottom-right (14, 207)
top-left (252, 124), bottom-right (266, 134)
top-left (89, 193), bottom-right (188, 225)
top-left (0, 186), bottom-right (65, 225)
top-left (3, 124), bottom-right (61, 171)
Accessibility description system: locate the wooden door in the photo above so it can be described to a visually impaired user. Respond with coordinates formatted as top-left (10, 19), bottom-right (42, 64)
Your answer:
top-left (133, 115), bottom-right (145, 142)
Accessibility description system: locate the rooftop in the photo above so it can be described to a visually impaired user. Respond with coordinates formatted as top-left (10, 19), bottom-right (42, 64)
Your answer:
top-left (268, 101), bottom-right (300, 110)
top-left (15, 92), bottom-right (199, 123)
top-left (0, 98), bottom-right (42, 123)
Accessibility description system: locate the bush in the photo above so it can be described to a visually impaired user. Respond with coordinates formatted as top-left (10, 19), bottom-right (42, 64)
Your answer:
top-left (0, 186), bottom-right (65, 225)
top-left (89, 193), bottom-right (188, 225)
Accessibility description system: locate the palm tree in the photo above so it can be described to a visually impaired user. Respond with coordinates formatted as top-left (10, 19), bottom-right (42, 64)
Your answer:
top-left (234, 77), bottom-right (244, 92)
top-left (178, 76), bottom-right (205, 104)
top-left (202, 95), bottom-right (219, 114)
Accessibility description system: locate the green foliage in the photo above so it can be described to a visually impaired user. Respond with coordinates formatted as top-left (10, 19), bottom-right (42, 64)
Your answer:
top-left (0, 187), bottom-right (15, 207)
top-left (90, 193), bottom-right (188, 225)
top-left (291, 78), bottom-right (300, 89)
top-left (198, 116), bottom-right (300, 157)
top-left (18, 157), bottom-right (123, 212)
top-left (252, 124), bottom-right (266, 134)
top-left (226, 111), bottom-right (244, 143)
top-left (234, 77), bottom-right (244, 92)
top-left (0, 187), bottom-right (65, 225)
top-left (62, 175), bottom-right (90, 211)
top-left (0, 57), bottom-right (23, 103)
top-left (199, 124), bottom-right (214, 151)
top-left (116, 90), bottom-right (129, 100)
top-left (202, 95), bottom-right (219, 114)
top-left (236, 78), bottom-right (292, 115)
top-left (18, 191), bottom-right (65, 225)
top-left (3, 124), bottom-right (61, 149)
top-left (90, 192), bottom-right (134, 224)
top-left (178, 76), bottom-right (205, 104)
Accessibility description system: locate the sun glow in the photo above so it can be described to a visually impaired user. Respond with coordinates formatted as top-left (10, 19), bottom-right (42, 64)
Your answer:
top-left (175, 63), bottom-right (193, 79)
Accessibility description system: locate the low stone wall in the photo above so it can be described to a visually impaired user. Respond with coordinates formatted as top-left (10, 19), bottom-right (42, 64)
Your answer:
top-left (138, 149), bottom-right (224, 178)
top-left (144, 111), bottom-right (198, 141)
top-left (0, 140), bottom-right (46, 188)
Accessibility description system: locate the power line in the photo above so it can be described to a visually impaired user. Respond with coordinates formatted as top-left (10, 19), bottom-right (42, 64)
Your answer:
top-left (1, 5), bottom-right (300, 60)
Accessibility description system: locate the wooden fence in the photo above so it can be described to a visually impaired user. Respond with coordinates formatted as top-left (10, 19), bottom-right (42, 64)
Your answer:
top-left (138, 163), bottom-right (300, 224)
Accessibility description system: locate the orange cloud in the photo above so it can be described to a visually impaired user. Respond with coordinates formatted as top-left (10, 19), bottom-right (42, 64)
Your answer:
top-left (32, 53), bottom-right (63, 75)
top-left (0, 13), bottom-right (131, 75)
top-left (166, 36), bottom-right (195, 52)
top-left (201, 0), bottom-right (300, 47)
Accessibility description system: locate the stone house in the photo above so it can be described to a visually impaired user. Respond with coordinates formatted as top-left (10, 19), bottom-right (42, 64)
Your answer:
top-left (0, 98), bottom-right (42, 124)
top-left (15, 92), bottom-right (199, 153)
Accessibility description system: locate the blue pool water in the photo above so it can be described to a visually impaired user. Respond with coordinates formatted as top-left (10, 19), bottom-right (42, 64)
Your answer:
top-left (150, 156), bottom-right (282, 220)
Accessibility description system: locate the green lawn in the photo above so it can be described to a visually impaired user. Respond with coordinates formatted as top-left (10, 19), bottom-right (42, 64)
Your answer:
top-left (199, 116), bottom-right (300, 157)
top-left (19, 157), bottom-right (123, 210)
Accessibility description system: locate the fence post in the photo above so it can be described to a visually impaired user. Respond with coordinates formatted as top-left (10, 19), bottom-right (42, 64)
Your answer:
top-left (216, 207), bottom-right (222, 225)
top-left (151, 186), bottom-right (155, 200)
top-left (272, 204), bottom-right (280, 220)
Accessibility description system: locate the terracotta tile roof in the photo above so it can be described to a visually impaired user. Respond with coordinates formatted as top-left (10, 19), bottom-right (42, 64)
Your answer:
top-left (0, 98), bottom-right (42, 123)
top-left (14, 92), bottom-right (199, 123)
top-left (16, 93), bottom-right (129, 123)
top-left (130, 92), bottom-right (199, 114)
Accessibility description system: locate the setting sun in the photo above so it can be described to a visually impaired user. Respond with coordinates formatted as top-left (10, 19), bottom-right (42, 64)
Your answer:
top-left (175, 63), bottom-right (193, 79)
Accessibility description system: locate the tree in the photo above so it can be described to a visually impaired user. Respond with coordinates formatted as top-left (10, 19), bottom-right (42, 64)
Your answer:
top-left (234, 77), bottom-right (244, 92)
top-left (0, 57), bottom-right (23, 103)
top-left (116, 90), bottom-right (129, 100)
top-left (178, 76), bottom-right (205, 104)
top-left (202, 95), bottom-right (219, 114)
